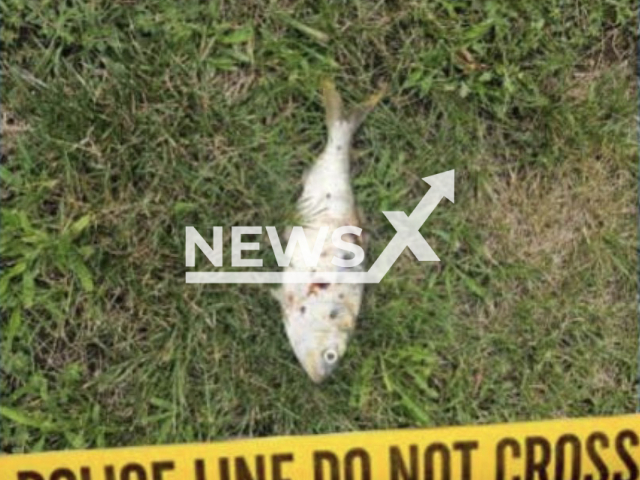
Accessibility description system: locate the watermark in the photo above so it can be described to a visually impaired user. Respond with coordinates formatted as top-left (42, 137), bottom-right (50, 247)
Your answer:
top-left (185, 170), bottom-right (454, 284)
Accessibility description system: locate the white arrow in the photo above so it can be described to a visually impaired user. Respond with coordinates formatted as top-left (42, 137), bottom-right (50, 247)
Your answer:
top-left (365, 170), bottom-right (454, 282)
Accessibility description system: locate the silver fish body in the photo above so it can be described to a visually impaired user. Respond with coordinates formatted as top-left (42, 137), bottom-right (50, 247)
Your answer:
top-left (274, 80), bottom-right (385, 383)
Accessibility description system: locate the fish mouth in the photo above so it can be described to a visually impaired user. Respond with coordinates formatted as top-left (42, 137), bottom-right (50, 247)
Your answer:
top-left (294, 345), bottom-right (339, 384)
top-left (305, 368), bottom-right (328, 384)
top-left (301, 362), bottom-right (335, 384)
top-left (284, 324), bottom-right (348, 383)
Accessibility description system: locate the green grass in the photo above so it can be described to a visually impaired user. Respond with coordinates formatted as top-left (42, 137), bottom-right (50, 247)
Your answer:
top-left (1, 0), bottom-right (638, 452)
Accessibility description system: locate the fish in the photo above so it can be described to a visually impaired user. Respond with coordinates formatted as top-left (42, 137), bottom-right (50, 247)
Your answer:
top-left (272, 79), bottom-right (386, 383)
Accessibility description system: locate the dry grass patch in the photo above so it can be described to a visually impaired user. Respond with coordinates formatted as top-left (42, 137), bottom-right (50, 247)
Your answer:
top-left (482, 157), bottom-right (635, 276)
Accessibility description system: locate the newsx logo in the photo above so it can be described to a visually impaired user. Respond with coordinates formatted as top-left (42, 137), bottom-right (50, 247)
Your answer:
top-left (185, 170), bottom-right (454, 284)
top-left (185, 224), bottom-right (366, 270)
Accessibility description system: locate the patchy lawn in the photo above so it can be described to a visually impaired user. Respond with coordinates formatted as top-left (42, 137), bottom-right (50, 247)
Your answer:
top-left (1, 0), bottom-right (637, 451)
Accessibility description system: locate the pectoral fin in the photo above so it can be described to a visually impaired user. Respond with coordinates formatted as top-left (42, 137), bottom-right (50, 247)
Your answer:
top-left (271, 287), bottom-right (284, 305)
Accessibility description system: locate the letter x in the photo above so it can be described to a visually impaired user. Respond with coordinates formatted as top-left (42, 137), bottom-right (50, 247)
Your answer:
top-left (382, 210), bottom-right (438, 261)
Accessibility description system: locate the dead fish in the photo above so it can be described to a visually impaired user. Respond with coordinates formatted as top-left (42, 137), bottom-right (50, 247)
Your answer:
top-left (272, 79), bottom-right (386, 383)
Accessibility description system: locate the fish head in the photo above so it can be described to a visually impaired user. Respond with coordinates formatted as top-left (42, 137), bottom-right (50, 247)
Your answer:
top-left (284, 298), bottom-right (355, 383)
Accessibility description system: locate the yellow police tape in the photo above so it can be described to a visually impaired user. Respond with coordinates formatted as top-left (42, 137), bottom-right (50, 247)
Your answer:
top-left (1, 414), bottom-right (638, 480)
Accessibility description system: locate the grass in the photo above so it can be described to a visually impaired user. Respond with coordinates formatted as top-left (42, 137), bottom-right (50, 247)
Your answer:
top-left (1, 0), bottom-right (638, 452)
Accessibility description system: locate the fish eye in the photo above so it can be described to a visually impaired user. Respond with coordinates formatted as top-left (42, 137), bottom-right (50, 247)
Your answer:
top-left (323, 349), bottom-right (338, 364)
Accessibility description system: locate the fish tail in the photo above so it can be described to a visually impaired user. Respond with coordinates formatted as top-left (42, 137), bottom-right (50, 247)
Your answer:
top-left (345, 83), bottom-right (387, 133)
top-left (321, 78), bottom-right (344, 129)
top-left (321, 78), bottom-right (387, 136)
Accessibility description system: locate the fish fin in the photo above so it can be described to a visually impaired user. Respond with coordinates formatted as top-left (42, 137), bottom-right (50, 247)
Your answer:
top-left (271, 287), bottom-right (284, 305)
top-left (321, 78), bottom-right (387, 134)
top-left (345, 83), bottom-right (388, 133)
top-left (355, 206), bottom-right (369, 252)
top-left (321, 78), bottom-right (344, 128)
top-left (301, 169), bottom-right (309, 183)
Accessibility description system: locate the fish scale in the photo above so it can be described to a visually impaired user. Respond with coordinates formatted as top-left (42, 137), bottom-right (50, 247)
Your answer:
top-left (273, 79), bottom-right (386, 383)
